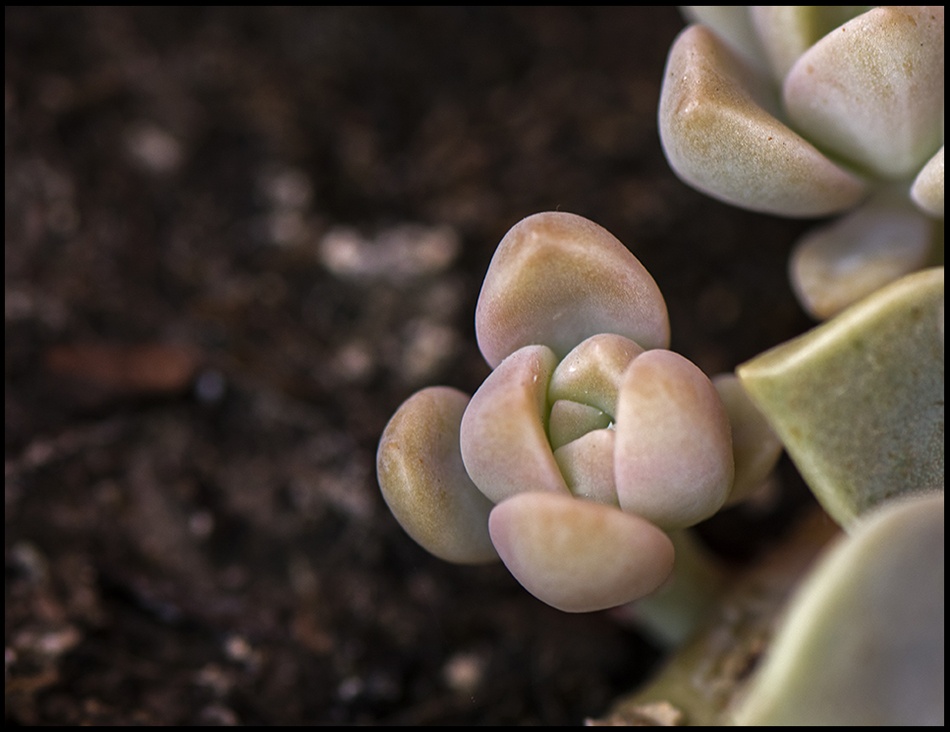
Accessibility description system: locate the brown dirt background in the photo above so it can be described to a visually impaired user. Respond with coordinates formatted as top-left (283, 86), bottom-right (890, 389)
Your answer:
top-left (6, 7), bottom-right (819, 725)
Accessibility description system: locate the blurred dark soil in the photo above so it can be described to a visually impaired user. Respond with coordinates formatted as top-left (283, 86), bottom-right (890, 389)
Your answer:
top-left (6, 7), bottom-right (817, 725)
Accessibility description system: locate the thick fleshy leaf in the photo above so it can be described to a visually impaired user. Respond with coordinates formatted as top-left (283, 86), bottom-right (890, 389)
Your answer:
top-left (738, 267), bottom-right (945, 528)
top-left (488, 491), bottom-right (675, 613)
top-left (733, 493), bottom-right (944, 725)
top-left (783, 6), bottom-right (945, 181)
top-left (474, 212), bottom-right (669, 369)
top-left (712, 373), bottom-right (783, 505)
top-left (548, 399), bottom-right (610, 451)
top-left (749, 6), bottom-right (871, 81)
top-left (614, 350), bottom-right (734, 530)
top-left (459, 345), bottom-right (568, 503)
top-left (789, 189), bottom-right (940, 320)
top-left (553, 428), bottom-right (619, 505)
top-left (659, 25), bottom-right (867, 217)
top-left (679, 7), bottom-right (768, 71)
top-left (912, 145), bottom-right (945, 218)
top-left (548, 333), bottom-right (645, 417)
top-left (377, 387), bottom-right (498, 564)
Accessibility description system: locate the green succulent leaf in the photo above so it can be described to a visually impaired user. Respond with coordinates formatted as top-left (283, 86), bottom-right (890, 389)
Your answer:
top-left (548, 399), bottom-right (611, 452)
top-left (738, 267), bottom-right (945, 527)
top-left (733, 492), bottom-right (944, 726)
top-left (548, 333), bottom-right (644, 418)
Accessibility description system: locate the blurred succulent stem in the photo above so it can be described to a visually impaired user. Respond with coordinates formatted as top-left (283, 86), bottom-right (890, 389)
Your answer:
top-left (598, 507), bottom-right (840, 725)
top-left (621, 528), bottom-right (730, 647)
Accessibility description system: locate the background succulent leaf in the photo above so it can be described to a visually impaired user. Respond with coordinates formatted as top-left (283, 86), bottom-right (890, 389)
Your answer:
top-left (789, 188), bottom-right (941, 319)
top-left (732, 492), bottom-right (945, 726)
top-left (488, 491), bottom-right (675, 613)
top-left (474, 211), bottom-right (669, 369)
top-left (737, 267), bottom-right (945, 528)
top-left (748, 6), bottom-right (871, 82)
top-left (679, 6), bottom-right (769, 70)
top-left (614, 349), bottom-right (734, 530)
top-left (912, 145), bottom-right (945, 218)
top-left (712, 373), bottom-right (783, 505)
top-left (783, 6), bottom-right (945, 181)
top-left (459, 345), bottom-right (568, 504)
top-left (659, 25), bottom-right (868, 217)
top-left (376, 386), bottom-right (498, 564)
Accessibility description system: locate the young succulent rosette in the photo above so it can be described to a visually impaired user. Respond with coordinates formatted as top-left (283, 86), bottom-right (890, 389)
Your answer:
top-left (659, 6), bottom-right (944, 320)
top-left (377, 212), bottom-right (781, 613)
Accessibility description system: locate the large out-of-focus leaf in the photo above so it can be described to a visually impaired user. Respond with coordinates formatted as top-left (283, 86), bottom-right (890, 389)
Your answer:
top-left (732, 493), bottom-right (944, 725)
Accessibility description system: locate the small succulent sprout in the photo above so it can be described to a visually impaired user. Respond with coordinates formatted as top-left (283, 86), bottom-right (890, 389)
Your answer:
top-left (377, 386), bottom-right (498, 564)
top-left (377, 211), bottom-right (763, 615)
top-left (732, 492), bottom-right (945, 726)
top-left (738, 267), bottom-right (945, 528)
top-left (614, 349), bottom-right (734, 530)
top-left (548, 333), bottom-right (645, 503)
top-left (661, 7), bottom-right (944, 319)
top-left (474, 211), bottom-right (670, 368)
top-left (457, 334), bottom-right (740, 612)
top-left (488, 492), bottom-right (675, 613)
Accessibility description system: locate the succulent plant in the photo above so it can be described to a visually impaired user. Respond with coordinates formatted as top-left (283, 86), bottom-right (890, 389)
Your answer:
top-left (659, 6), bottom-right (944, 320)
top-left (376, 209), bottom-right (943, 724)
top-left (377, 211), bottom-right (782, 615)
top-left (375, 9), bottom-right (945, 721)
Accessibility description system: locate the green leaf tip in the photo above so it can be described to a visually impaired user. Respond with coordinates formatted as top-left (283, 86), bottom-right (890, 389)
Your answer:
top-left (737, 267), bottom-right (944, 527)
